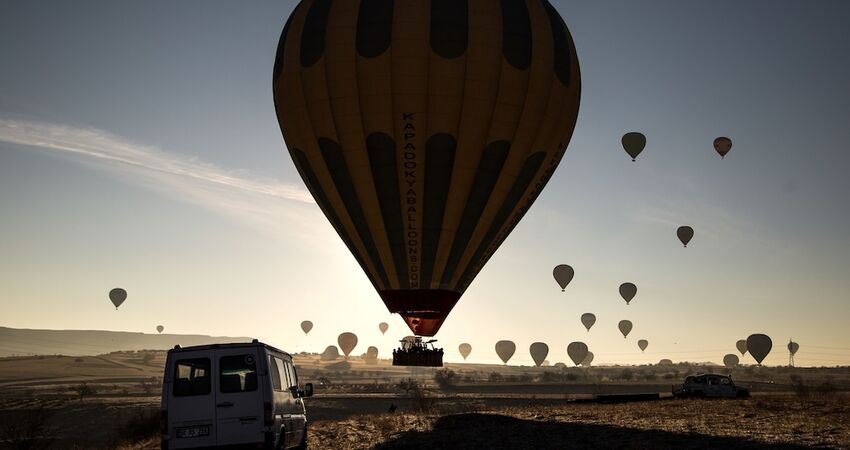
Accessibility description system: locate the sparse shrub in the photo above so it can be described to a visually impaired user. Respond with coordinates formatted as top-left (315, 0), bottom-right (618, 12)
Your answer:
top-left (488, 372), bottom-right (503, 382)
top-left (397, 378), bottom-right (419, 394)
top-left (433, 369), bottom-right (458, 389)
top-left (114, 407), bottom-right (159, 445)
top-left (620, 369), bottom-right (634, 381)
top-left (1, 407), bottom-right (53, 450)
top-left (71, 382), bottom-right (96, 401)
top-left (74, 358), bottom-right (84, 363)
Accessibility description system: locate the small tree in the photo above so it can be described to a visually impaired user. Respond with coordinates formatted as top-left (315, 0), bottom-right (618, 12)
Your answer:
top-left (433, 369), bottom-right (458, 389)
top-left (71, 382), bottom-right (96, 401)
top-left (397, 377), bottom-right (419, 395)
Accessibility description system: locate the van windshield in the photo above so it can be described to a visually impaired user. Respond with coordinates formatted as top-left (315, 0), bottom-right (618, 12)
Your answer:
top-left (220, 354), bottom-right (258, 393)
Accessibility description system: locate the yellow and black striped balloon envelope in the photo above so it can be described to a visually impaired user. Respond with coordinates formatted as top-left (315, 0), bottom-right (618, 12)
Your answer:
top-left (274, 0), bottom-right (581, 336)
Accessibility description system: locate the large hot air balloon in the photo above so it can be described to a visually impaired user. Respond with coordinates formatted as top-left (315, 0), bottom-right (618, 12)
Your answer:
top-left (378, 322), bottom-right (389, 335)
top-left (621, 132), bottom-right (646, 161)
top-left (109, 288), bottom-right (127, 310)
top-left (495, 341), bottom-right (516, 365)
top-left (736, 339), bottom-right (748, 356)
top-left (300, 320), bottom-right (313, 335)
top-left (788, 340), bottom-right (799, 356)
top-left (580, 313), bottom-right (596, 331)
top-left (156, 325), bottom-right (164, 334)
top-left (619, 283), bottom-right (636, 305)
top-left (677, 226), bottom-right (694, 248)
top-left (458, 343), bottom-right (472, 360)
top-left (567, 341), bottom-right (588, 366)
top-left (637, 339), bottom-right (648, 352)
top-left (529, 342), bottom-right (549, 367)
top-left (338, 332), bottom-right (358, 358)
top-left (553, 265), bottom-right (574, 292)
top-left (580, 351), bottom-right (593, 367)
top-left (618, 320), bottom-right (633, 338)
top-left (723, 354), bottom-right (739, 368)
top-left (713, 137), bottom-right (732, 159)
top-left (746, 333), bottom-right (772, 365)
top-left (274, 0), bottom-right (581, 340)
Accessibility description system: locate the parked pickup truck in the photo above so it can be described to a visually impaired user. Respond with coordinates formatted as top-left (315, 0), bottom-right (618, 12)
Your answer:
top-left (673, 373), bottom-right (750, 399)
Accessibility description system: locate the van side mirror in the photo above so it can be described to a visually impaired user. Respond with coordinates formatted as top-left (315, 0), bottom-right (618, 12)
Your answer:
top-left (303, 383), bottom-right (313, 398)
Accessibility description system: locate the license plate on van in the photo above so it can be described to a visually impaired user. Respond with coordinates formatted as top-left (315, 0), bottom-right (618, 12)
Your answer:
top-left (176, 426), bottom-right (210, 438)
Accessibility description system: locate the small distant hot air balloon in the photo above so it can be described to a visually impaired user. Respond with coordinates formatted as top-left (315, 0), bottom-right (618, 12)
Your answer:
top-left (788, 340), bottom-right (800, 356)
top-left (529, 342), bottom-right (549, 367)
top-left (553, 362), bottom-right (567, 369)
top-left (300, 321), bottom-right (313, 335)
top-left (495, 341), bottom-right (516, 365)
top-left (364, 346), bottom-right (379, 364)
top-left (638, 339), bottom-right (648, 352)
top-left (723, 354), bottom-right (739, 368)
top-left (713, 137), bottom-right (732, 159)
top-left (109, 288), bottom-right (127, 310)
top-left (618, 320), bottom-right (633, 338)
top-left (580, 313), bottom-right (596, 332)
top-left (658, 359), bottom-right (673, 366)
top-left (378, 322), bottom-right (389, 335)
top-left (736, 339), bottom-right (748, 356)
top-left (581, 351), bottom-right (594, 367)
top-left (747, 334), bottom-right (772, 365)
top-left (542, 360), bottom-right (551, 367)
top-left (567, 342), bottom-right (588, 366)
top-left (553, 265), bottom-right (574, 292)
top-left (619, 283), bottom-right (637, 305)
top-left (622, 132), bottom-right (646, 161)
top-left (320, 346), bottom-right (340, 361)
top-left (156, 325), bottom-right (164, 334)
top-left (338, 332), bottom-right (358, 358)
top-left (677, 226), bottom-right (694, 248)
top-left (458, 343), bottom-right (472, 361)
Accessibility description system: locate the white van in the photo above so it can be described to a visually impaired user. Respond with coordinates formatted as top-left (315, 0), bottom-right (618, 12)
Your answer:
top-left (160, 340), bottom-right (313, 449)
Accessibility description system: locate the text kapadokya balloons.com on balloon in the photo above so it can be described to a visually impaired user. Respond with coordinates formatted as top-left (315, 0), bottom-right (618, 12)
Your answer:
top-left (274, 0), bottom-right (582, 338)
top-left (495, 341), bottom-right (516, 365)
top-left (300, 320), bottom-right (313, 335)
top-left (622, 132), bottom-right (646, 161)
top-left (747, 334), bottom-right (773, 365)
top-left (638, 339), bottom-right (648, 352)
top-left (618, 320), bottom-right (633, 338)
top-left (458, 343), bottom-right (472, 360)
top-left (723, 354), bottom-right (739, 368)
top-left (553, 265), bottom-right (574, 292)
top-left (736, 339), bottom-right (748, 356)
top-left (567, 342), bottom-right (588, 366)
top-left (714, 137), bottom-right (732, 159)
top-left (529, 342), bottom-right (549, 367)
top-left (109, 288), bottom-right (127, 310)
top-left (619, 283), bottom-right (637, 305)
top-left (338, 332), bottom-right (358, 358)
top-left (378, 322), bottom-right (389, 335)
top-left (677, 226), bottom-right (694, 248)
top-left (580, 313), bottom-right (596, 331)
top-left (156, 325), bottom-right (164, 334)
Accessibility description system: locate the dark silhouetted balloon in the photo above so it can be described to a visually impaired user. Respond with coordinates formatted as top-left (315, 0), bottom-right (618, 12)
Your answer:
top-left (619, 283), bottom-right (637, 305)
top-left (567, 341), bottom-right (588, 366)
top-left (495, 341), bottom-right (516, 365)
top-left (156, 325), bottom-right (164, 334)
top-left (714, 137), bottom-right (732, 159)
top-left (109, 288), bottom-right (127, 310)
top-left (320, 345), bottom-right (340, 361)
top-left (677, 226), bottom-right (694, 248)
top-left (723, 354), bottom-right (739, 368)
top-left (787, 340), bottom-right (799, 356)
top-left (300, 320), bottom-right (313, 335)
top-left (658, 358), bottom-right (673, 366)
top-left (638, 339), bottom-right (648, 352)
top-left (622, 132), bottom-right (646, 161)
top-left (736, 339), bottom-right (748, 356)
top-left (529, 342), bottom-right (549, 367)
top-left (581, 351), bottom-right (594, 367)
top-left (338, 332), bottom-right (358, 358)
top-left (378, 322), bottom-right (389, 335)
top-left (553, 362), bottom-right (567, 369)
top-left (458, 343), bottom-right (472, 360)
top-left (553, 265), bottom-right (574, 292)
top-left (580, 313), bottom-right (596, 331)
top-left (618, 320), bottom-right (633, 338)
top-left (747, 334), bottom-right (772, 365)
top-left (274, 0), bottom-right (582, 337)
top-left (364, 345), bottom-right (379, 364)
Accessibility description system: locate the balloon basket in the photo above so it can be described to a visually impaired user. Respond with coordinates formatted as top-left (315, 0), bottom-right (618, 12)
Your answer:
top-left (392, 336), bottom-right (443, 367)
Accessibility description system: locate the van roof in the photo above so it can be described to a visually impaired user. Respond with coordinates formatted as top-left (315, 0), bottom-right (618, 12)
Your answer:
top-left (167, 341), bottom-right (291, 358)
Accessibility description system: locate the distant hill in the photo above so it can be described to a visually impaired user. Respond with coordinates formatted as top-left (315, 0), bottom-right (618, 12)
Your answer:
top-left (0, 326), bottom-right (252, 357)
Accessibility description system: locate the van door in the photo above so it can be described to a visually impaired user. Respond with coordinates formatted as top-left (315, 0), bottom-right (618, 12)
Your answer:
top-left (283, 359), bottom-right (307, 446)
top-left (167, 352), bottom-right (217, 449)
top-left (214, 348), bottom-right (265, 446)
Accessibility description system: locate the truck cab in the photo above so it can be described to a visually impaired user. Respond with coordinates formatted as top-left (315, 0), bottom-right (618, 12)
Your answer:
top-left (160, 340), bottom-right (313, 449)
top-left (673, 373), bottom-right (750, 399)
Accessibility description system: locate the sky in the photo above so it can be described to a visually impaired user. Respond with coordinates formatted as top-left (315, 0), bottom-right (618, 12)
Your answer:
top-left (2, 1), bottom-right (850, 367)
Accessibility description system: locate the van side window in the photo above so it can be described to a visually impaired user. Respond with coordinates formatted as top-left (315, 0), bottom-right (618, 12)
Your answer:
top-left (284, 360), bottom-right (298, 389)
top-left (274, 357), bottom-right (290, 390)
top-left (268, 355), bottom-right (282, 391)
top-left (220, 354), bottom-right (258, 393)
top-left (174, 358), bottom-right (210, 397)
